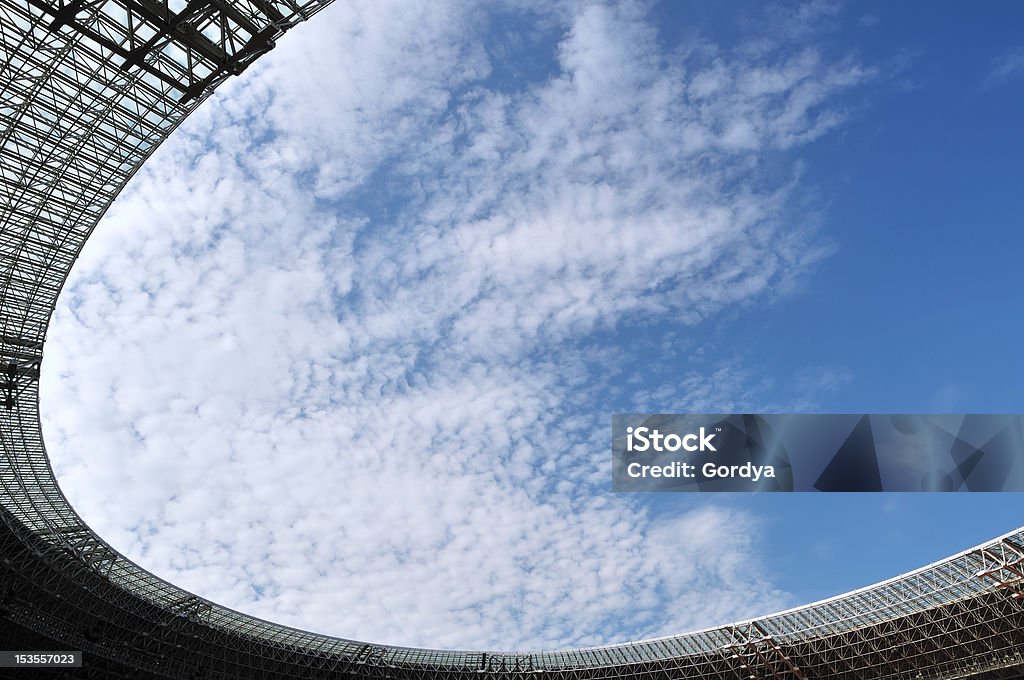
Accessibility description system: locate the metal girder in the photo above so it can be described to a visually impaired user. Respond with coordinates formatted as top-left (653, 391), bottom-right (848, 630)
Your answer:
top-left (725, 622), bottom-right (806, 680)
top-left (974, 537), bottom-right (1024, 599)
top-left (168, 595), bottom-right (213, 622)
top-left (53, 524), bottom-right (119, 575)
top-left (1, 357), bottom-right (39, 409)
top-left (23, 0), bottom-right (281, 102)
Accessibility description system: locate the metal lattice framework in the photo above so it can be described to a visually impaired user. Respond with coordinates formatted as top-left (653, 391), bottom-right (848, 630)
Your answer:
top-left (1, 0), bottom-right (1023, 677)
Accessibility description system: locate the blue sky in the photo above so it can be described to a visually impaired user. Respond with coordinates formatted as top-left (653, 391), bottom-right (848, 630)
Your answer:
top-left (738, 2), bottom-right (1024, 413)
top-left (39, 0), bottom-right (1024, 652)
top-left (640, 0), bottom-right (1024, 607)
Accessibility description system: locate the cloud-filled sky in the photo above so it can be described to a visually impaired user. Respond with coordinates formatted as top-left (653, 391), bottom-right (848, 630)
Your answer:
top-left (40, 0), bottom-right (1024, 651)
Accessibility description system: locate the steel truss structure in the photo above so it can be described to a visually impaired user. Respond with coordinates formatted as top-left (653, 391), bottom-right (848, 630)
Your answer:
top-left (1, 0), bottom-right (1023, 677)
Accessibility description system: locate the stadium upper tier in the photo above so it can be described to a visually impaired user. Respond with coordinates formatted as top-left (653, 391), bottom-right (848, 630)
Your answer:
top-left (1, 1), bottom-right (1022, 678)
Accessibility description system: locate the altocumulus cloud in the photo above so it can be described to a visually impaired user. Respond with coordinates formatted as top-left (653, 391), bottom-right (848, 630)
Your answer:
top-left (41, 0), bottom-right (870, 650)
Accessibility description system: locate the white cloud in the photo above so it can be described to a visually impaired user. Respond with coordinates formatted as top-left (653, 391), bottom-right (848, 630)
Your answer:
top-left (41, 0), bottom-right (868, 651)
top-left (985, 47), bottom-right (1024, 90)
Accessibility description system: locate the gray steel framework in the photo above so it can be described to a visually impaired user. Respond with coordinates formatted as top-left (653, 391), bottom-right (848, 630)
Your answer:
top-left (0, 0), bottom-right (1023, 677)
